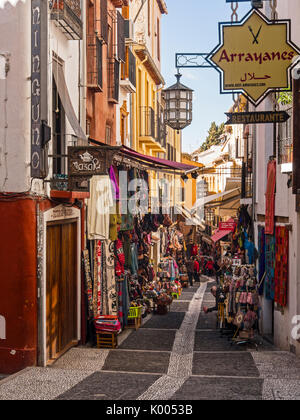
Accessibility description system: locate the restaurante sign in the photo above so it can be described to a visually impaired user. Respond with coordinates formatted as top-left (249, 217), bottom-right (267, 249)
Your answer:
top-left (207, 9), bottom-right (300, 105)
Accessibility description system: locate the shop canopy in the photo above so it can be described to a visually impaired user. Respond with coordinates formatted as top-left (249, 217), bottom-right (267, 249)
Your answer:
top-left (175, 204), bottom-right (205, 230)
top-left (211, 228), bottom-right (232, 243)
top-left (191, 188), bottom-right (240, 213)
top-left (120, 146), bottom-right (198, 172)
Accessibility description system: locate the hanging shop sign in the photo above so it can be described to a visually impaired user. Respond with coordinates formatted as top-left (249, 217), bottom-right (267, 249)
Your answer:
top-left (225, 111), bottom-right (290, 125)
top-left (68, 146), bottom-right (120, 191)
top-left (207, 9), bottom-right (300, 106)
top-left (31, 0), bottom-right (48, 178)
top-left (219, 221), bottom-right (236, 232)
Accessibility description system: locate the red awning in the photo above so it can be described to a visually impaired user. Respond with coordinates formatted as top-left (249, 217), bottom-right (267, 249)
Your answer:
top-left (211, 228), bottom-right (232, 243)
top-left (120, 146), bottom-right (198, 171)
top-left (88, 139), bottom-right (198, 172)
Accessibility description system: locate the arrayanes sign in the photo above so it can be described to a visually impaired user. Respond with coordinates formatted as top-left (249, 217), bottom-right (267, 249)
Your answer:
top-left (208, 9), bottom-right (300, 106)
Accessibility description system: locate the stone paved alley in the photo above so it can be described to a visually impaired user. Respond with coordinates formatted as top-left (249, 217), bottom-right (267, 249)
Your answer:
top-left (1, 279), bottom-right (300, 400)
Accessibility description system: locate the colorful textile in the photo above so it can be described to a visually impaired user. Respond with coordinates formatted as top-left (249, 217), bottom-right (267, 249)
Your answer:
top-left (265, 233), bottom-right (275, 300)
top-left (82, 249), bottom-right (93, 320)
top-left (258, 226), bottom-right (265, 296)
top-left (92, 240), bottom-right (101, 318)
top-left (274, 226), bottom-right (289, 307)
top-left (115, 239), bottom-right (125, 277)
top-left (109, 166), bottom-right (120, 200)
top-left (265, 160), bottom-right (276, 235)
top-left (102, 240), bottom-right (118, 316)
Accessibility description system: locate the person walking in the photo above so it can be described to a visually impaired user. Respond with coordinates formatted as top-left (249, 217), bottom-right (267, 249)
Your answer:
top-left (205, 258), bottom-right (214, 277)
top-left (186, 257), bottom-right (195, 287)
top-left (193, 257), bottom-right (200, 283)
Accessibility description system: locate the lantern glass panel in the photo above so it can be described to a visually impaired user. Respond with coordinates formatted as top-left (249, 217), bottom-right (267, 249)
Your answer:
top-left (180, 91), bottom-right (187, 99)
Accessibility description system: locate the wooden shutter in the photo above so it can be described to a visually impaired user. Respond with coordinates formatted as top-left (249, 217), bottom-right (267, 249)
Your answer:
top-left (100, 0), bottom-right (108, 44)
top-left (117, 11), bottom-right (125, 63)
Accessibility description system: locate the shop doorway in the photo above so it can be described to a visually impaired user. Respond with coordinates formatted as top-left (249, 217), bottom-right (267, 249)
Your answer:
top-left (46, 220), bottom-right (78, 364)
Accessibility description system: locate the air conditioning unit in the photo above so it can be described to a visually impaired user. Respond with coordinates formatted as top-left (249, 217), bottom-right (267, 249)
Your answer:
top-left (124, 19), bottom-right (135, 42)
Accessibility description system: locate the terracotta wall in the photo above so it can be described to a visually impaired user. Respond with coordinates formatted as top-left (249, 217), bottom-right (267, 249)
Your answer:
top-left (86, 0), bottom-right (119, 145)
top-left (0, 198), bottom-right (38, 374)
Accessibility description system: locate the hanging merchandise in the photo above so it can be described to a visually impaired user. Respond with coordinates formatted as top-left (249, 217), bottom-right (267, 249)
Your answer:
top-left (265, 234), bottom-right (276, 301)
top-left (102, 240), bottom-right (118, 316)
top-left (274, 226), bottom-right (289, 307)
top-left (87, 175), bottom-right (114, 240)
top-left (82, 249), bottom-right (93, 320)
top-left (257, 226), bottom-right (266, 296)
top-left (93, 240), bottom-right (102, 319)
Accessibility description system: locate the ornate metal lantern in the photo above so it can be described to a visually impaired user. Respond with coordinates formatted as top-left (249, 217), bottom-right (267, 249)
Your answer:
top-left (163, 72), bottom-right (193, 131)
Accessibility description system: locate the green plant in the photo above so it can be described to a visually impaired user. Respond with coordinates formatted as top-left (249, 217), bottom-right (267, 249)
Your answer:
top-left (278, 90), bottom-right (293, 105)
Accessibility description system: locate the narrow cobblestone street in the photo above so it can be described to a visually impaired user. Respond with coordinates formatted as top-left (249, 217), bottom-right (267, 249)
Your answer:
top-left (0, 279), bottom-right (300, 401)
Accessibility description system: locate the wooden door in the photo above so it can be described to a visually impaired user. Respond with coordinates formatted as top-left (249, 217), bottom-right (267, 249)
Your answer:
top-left (46, 220), bottom-right (78, 363)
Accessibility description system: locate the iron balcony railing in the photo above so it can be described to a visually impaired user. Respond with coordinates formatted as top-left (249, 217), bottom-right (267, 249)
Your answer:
top-left (121, 48), bottom-right (136, 88)
top-left (108, 59), bottom-right (120, 103)
top-left (51, 0), bottom-right (83, 40)
top-left (140, 106), bottom-right (155, 138)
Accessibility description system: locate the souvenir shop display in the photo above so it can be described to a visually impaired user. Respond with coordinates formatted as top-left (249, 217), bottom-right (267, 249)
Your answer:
top-left (83, 159), bottom-right (197, 347)
top-left (216, 258), bottom-right (260, 343)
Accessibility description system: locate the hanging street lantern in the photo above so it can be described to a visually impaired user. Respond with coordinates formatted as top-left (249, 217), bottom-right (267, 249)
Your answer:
top-left (163, 72), bottom-right (193, 131)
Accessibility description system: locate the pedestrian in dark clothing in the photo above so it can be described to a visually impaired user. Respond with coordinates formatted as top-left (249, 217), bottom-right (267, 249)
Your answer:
top-left (203, 286), bottom-right (223, 313)
top-left (186, 257), bottom-right (195, 286)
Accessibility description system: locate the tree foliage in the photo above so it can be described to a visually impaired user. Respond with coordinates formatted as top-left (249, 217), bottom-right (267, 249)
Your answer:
top-left (198, 122), bottom-right (225, 153)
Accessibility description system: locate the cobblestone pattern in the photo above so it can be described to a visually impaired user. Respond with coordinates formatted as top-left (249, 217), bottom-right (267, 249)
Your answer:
top-left (138, 283), bottom-right (207, 400)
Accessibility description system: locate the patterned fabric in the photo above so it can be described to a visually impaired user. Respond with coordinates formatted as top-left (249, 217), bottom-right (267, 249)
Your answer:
top-left (82, 249), bottom-right (93, 320)
top-left (274, 226), bottom-right (289, 307)
top-left (102, 240), bottom-right (118, 316)
top-left (92, 240), bottom-right (101, 318)
top-left (258, 226), bottom-right (265, 296)
top-left (265, 234), bottom-right (275, 300)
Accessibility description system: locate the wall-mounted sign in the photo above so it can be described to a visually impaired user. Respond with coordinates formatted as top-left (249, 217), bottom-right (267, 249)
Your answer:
top-left (31, 0), bottom-right (48, 178)
top-left (207, 9), bottom-right (300, 106)
top-left (68, 146), bottom-right (120, 191)
top-left (225, 111), bottom-right (290, 125)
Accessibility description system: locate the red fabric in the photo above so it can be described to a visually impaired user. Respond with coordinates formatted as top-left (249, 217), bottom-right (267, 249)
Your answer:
top-left (115, 239), bottom-right (125, 277)
top-left (194, 261), bottom-right (200, 273)
top-left (191, 245), bottom-right (198, 256)
top-left (265, 160), bottom-right (276, 235)
top-left (206, 260), bottom-right (214, 270)
top-left (274, 226), bottom-right (289, 307)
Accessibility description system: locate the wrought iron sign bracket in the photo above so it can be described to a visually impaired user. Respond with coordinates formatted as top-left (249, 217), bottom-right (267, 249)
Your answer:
top-left (176, 53), bottom-right (216, 69)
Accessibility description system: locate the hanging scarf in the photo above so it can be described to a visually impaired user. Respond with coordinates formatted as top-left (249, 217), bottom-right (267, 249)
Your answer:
top-left (274, 226), bottom-right (289, 307)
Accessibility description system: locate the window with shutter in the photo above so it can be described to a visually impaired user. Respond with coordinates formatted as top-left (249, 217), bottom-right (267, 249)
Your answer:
top-left (117, 11), bottom-right (125, 63)
top-left (100, 0), bottom-right (108, 43)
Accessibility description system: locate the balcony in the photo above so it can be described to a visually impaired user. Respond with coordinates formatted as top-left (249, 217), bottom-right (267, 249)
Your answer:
top-left (108, 59), bottom-right (120, 103)
top-left (51, 0), bottom-right (83, 40)
top-left (87, 36), bottom-right (103, 92)
top-left (139, 107), bottom-right (166, 153)
top-left (120, 48), bottom-right (136, 93)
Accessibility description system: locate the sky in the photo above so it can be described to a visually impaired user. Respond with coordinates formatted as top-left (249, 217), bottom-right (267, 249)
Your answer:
top-left (161, 0), bottom-right (251, 154)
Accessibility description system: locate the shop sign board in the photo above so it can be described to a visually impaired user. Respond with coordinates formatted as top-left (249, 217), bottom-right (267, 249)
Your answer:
top-left (219, 221), bottom-right (236, 232)
top-left (207, 9), bottom-right (300, 106)
top-left (225, 111), bottom-right (290, 125)
top-left (68, 146), bottom-right (120, 191)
